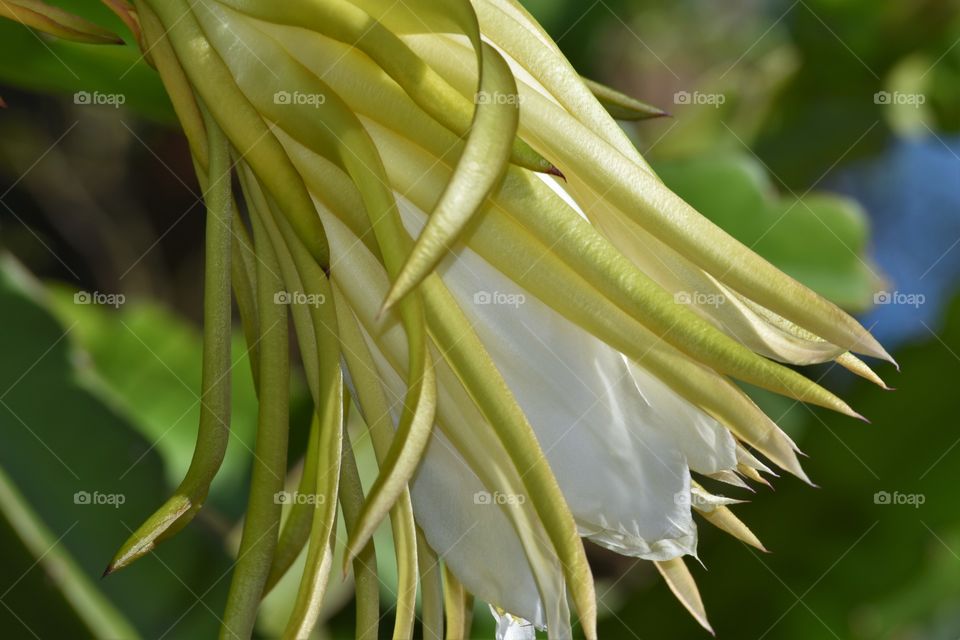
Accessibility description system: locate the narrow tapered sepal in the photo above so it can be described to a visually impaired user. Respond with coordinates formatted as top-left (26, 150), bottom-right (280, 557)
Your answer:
top-left (654, 558), bottom-right (714, 635)
top-left (581, 76), bottom-right (669, 120)
top-left (1, 0), bottom-right (123, 43)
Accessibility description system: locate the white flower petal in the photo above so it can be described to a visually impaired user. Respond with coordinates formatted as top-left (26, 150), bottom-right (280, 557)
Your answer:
top-left (490, 605), bottom-right (537, 640)
top-left (412, 428), bottom-right (547, 629)
top-left (391, 195), bottom-right (740, 560)
top-left (322, 210), bottom-right (561, 630)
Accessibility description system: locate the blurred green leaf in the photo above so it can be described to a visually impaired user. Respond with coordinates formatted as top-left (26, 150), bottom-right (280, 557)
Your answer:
top-left (44, 284), bottom-right (260, 518)
top-left (0, 464), bottom-right (140, 639)
top-left (751, 0), bottom-right (960, 185)
top-left (0, 254), bottom-right (232, 638)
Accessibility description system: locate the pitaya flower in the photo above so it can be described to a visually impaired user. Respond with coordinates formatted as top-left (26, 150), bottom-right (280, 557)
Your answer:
top-left (6, 1), bottom-right (892, 638)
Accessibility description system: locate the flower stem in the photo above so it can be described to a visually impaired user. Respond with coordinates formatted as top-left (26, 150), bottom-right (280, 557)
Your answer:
top-left (220, 197), bottom-right (290, 640)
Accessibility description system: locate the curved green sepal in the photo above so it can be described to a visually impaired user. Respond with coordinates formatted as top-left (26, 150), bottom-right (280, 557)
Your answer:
top-left (0, 0), bottom-right (122, 44)
top-left (383, 42), bottom-right (518, 311)
top-left (105, 109), bottom-right (233, 575)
